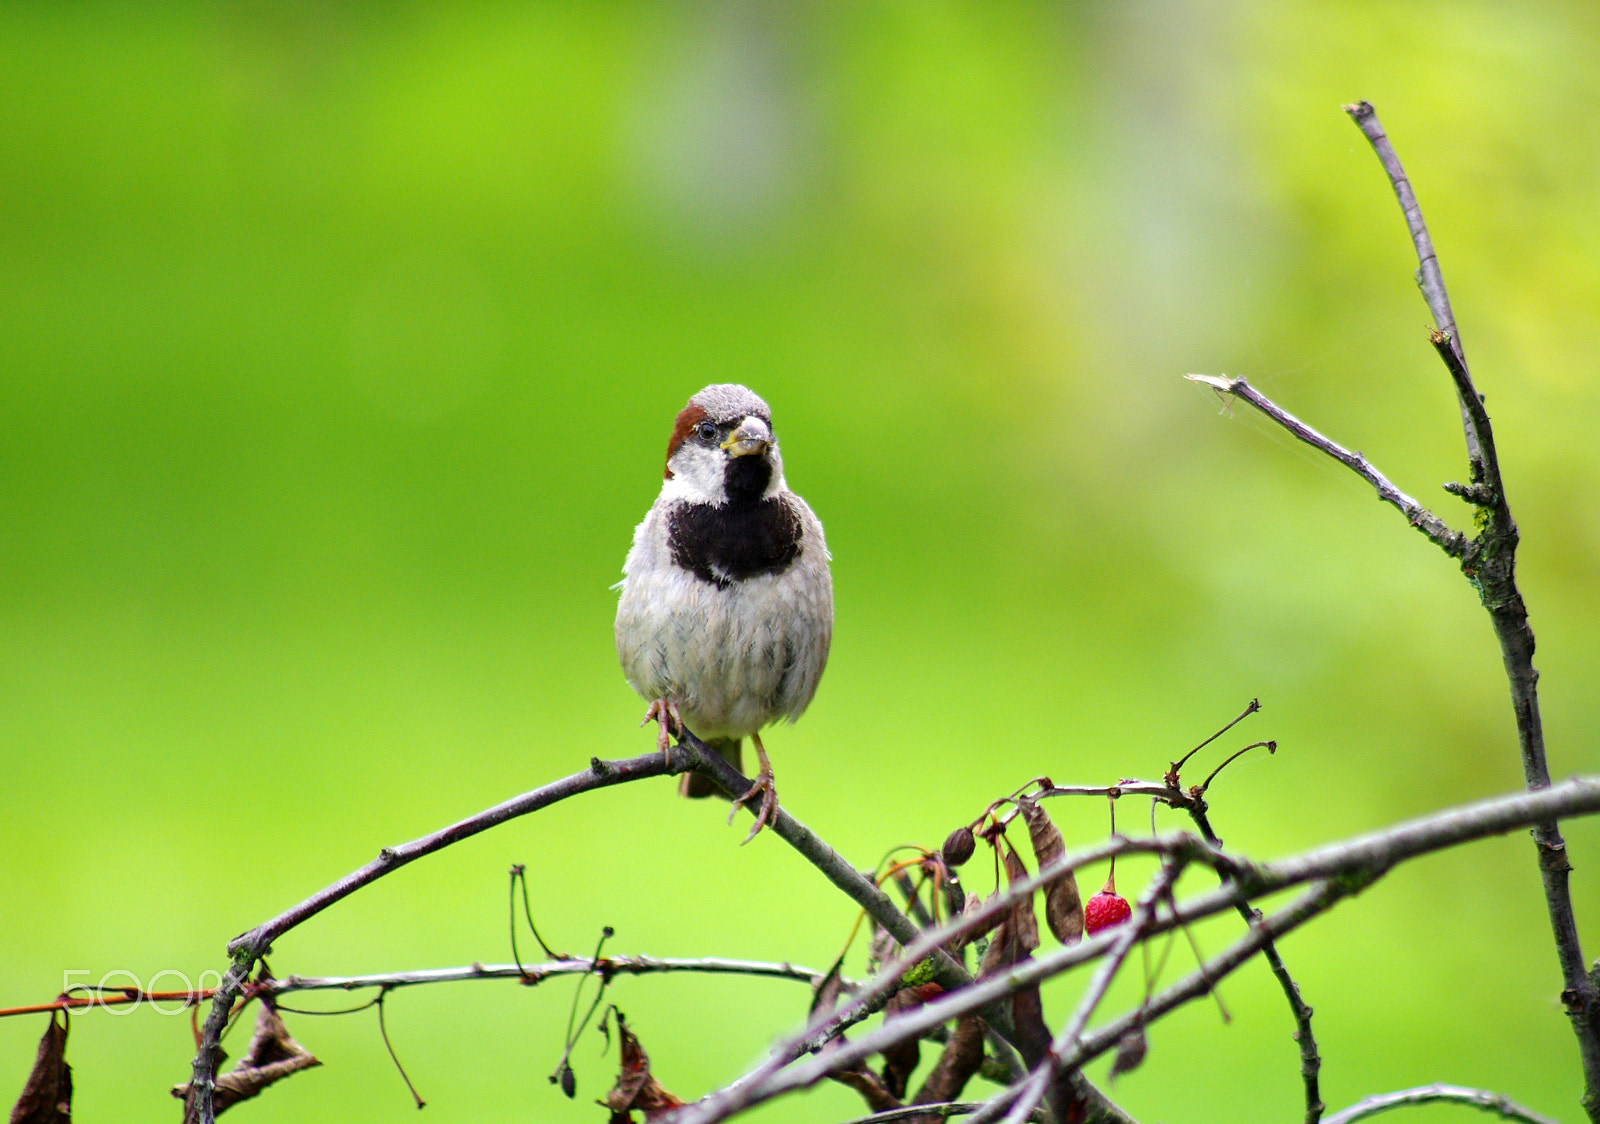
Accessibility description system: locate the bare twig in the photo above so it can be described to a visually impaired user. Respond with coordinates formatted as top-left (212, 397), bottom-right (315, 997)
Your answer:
top-left (0, 958), bottom-right (837, 1021)
top-left (1185, 373), bottom-right (1467, 557)
top-left (829, 1102), bottom-right (1045, 1124)
top-left (1322, 1082), bottom-right (1564, 1124)
top-left (272, 957), bottom-right (837, 996)
top-left (1273, 99), bottom-right (1598, 1119)
top-left (1183, 792), bottom-right (1322, 1122)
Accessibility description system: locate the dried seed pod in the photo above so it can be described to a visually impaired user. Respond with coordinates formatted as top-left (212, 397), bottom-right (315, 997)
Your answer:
top-left (941, 826), bottom-right (976, 868)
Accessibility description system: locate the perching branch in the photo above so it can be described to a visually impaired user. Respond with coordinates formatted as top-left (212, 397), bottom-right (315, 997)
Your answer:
top-left (188, 731), bottom-right (966, 1124)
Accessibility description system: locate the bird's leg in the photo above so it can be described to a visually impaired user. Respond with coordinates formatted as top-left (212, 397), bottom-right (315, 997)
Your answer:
top-left (641, 699), bottom-right (683, 765)
top-left (728, 731), bottom-right (778, 844)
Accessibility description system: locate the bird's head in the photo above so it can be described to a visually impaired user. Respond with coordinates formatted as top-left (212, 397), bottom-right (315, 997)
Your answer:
top-left (661, 384), bottom-right (786, 505)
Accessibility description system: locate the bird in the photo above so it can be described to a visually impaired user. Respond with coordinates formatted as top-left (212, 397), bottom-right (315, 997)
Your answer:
top-left (614, 384), bottom-right (832, 841)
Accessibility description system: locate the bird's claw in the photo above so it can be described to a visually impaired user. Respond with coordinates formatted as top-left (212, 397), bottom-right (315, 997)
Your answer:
top-left (728, 733), bottom-right (779, 844)
top-left (642, 699), bottom-right (683, 763)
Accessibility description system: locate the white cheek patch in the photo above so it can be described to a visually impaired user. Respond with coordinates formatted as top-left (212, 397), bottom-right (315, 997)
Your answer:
top-left (663, 444), bottom-right (729, 505)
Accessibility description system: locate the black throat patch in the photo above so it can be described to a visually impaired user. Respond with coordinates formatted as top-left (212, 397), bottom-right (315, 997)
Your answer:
top-left (668, 489), bottom-right (804, 589)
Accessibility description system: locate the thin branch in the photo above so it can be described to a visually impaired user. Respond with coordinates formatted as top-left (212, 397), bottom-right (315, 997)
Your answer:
top-left (1059, 881), bottom-right (1345, 1076)
top-left (1184, 798), bottom-right (1322, 1123)
top-left (266, 957), bottom-right (838, 996)
top-left (1342, 100), bottom-right (1595, 1119)
top-left (1185, 373), bottom-right (1467, 558)
top-left (4, 955), bottom-right (830, 1020)
top-left (829, 1101), bottom-right (1045, 1124)
top-left (1341, 103), bottom-right (1465, 364)
top-left (188, 748), bottom-right (676, 1121)
top-left (1322, 1083), bottom-right (1564, 1124)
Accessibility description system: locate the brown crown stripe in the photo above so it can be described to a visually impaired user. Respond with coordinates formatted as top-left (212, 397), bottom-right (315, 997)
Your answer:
top-left (664, 403), bottom-right (708, 480)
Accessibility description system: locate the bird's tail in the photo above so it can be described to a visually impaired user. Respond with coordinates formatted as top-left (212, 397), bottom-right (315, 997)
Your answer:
top-left (679, 736), bottom-right (742, 799)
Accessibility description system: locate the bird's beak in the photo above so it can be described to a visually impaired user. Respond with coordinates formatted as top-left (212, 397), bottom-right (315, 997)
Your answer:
top-left (720, 417), bottom-right (771, 458)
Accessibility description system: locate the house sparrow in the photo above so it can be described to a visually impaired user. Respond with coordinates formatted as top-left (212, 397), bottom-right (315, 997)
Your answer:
top-left (615, 384), bottom-right (832, 840)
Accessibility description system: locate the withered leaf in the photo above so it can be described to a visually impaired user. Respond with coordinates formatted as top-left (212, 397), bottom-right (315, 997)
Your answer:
top-left (10, 1011), bottom-right (71, 1124)
top-left (1001, 840), bottom-right (1039, 957)
top-left (976, 910), bottom-right (1014, 981)
top-left (828, 1062), bottom-right (899, 1114)
top-left (173, 1001), bottom-right (320, 1120)
top-left (602, 1012), bottom-right (683, 1123)
top-left (808, 956), bottom-right (846, 1025)
top-left (909, 1014), bottom-right (984, 1109)
top-left (1017, 796), bottom-right (1083, 946)
top-left (866, 923), bottom-right (901, 976)
top-left (1008, 964), bottom-right (1050, 1069)
top-left (1108, 1027), bottom-right (1149, 1083)
top-left (879, 987), bottom-right (933, 1100)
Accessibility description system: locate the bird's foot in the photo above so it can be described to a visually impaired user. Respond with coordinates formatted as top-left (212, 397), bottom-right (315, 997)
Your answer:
top-left (641, 699), bottom-right (684, 764)
top-left (728, 732), bottom-right (778, 844)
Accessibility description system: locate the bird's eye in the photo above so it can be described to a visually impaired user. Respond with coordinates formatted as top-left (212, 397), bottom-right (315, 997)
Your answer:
top-left (695, 420), bottom-right (719, 442)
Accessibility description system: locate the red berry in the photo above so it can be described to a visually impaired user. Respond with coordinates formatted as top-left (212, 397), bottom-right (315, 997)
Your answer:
top-left (1085, 889), bottom-right (1132, 935)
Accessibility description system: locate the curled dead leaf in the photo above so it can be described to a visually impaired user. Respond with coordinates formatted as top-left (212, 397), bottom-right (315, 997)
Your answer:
top-left (1001, 840), bottom-right (1039, 957)
top-left (10, 1011), bottom-right (71, 1124)
top-left (602, 1011), bottom-right (683, 1123)
top-left (1017, 796), bottom-right (1083, 946)
top-left (173, 1001), bottom-right (320, 1121)
top-left (1108, 1027), bottom-right (1149, 1083)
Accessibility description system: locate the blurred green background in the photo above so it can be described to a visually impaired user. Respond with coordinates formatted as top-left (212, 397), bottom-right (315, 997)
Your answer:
top-left (3, 2), bottom-right (1598, 1121)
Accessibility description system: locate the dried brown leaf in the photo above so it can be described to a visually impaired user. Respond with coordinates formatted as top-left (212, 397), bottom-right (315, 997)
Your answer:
top-left (1009, 964), bottom-right (1051, 1068)
top-left (173, 1002), bottom-right (320, 1120)
top-left (976, 910), bottom-right (1014, 981)
top-left (866, 923), bottom-right (901, 975)
top-left (1018, 796), bottom-right (1083, 946)
top-left (808, 957), bottom-right (846, 1024)
top-left (602, 1012), bottom-right (683, 1122)
top-left (829, 1062), bottom-right (900, 1114)
top-left (909, 1014), bottom-right (985, 1111)
top-left (1108, 1027), bottom-right (1149, 1083)
top-left (1001, 840), bottom-right (1039, 956)
top-left (10, 1012), bottom-right (71, 1124)
top-left (878, 990), bottom-right (922, 1100)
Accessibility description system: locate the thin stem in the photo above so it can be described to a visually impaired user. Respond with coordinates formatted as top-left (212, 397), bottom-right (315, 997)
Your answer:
top-left (1183, 800), bottom-right (1321, 1122)
top-left (1185, 373), bottom-right (1467, 557)
top-left (1322, 1083), bottom-right (1563, 1124)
